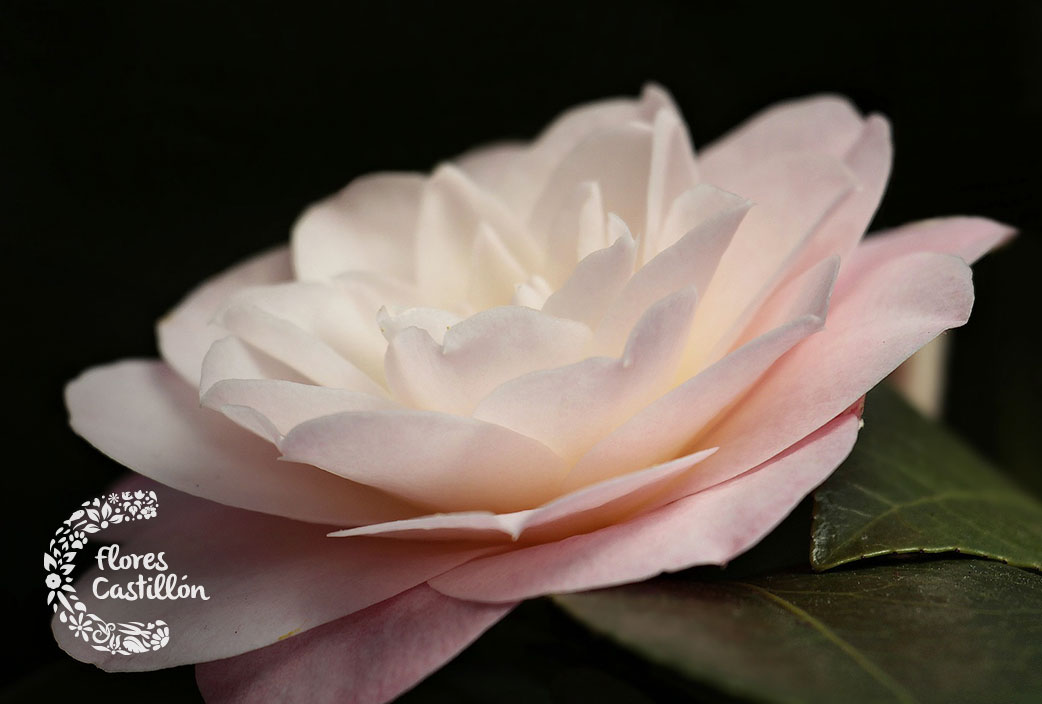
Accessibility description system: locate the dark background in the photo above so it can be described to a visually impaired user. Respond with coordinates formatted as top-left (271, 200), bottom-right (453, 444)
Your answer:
top-left (3, 1), bottom-right (1040, 700)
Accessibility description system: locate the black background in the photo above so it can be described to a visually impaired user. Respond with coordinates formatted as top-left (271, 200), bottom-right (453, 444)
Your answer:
top-left (3, 1), bottom-right (1040, 700)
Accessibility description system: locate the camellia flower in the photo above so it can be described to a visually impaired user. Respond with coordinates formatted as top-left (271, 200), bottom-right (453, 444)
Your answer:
top-left (57, 86), bottom-right (1011, 702)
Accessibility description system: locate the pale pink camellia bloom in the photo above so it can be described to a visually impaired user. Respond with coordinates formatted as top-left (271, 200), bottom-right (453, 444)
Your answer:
top-left (57, 86), bottom-right (1012, 702)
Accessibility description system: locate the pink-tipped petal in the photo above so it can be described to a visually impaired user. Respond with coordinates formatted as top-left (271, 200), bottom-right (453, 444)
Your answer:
top-left (66, 359), bottom-right (419, 525)
top-left (668, 250), bottom-right (977, 502)
top-left (836, 216), bottom-right (1016, 297)
top-left (733, 255), bottom-right (840, 349)
top-left (157, 247), bottom-right (293, 387)
top-left (292, 173), bottom-right (424, 282)
top-left (329, 447), bottom-right (718, 543)
top-left (784, 114), bottom-right (893, 281)
top-left (568, 253), bottom-right (837, 490)
top-left (196, 585), bottom-right (515, 704)
top-left (429, 413), bottom-right (859, 602)
top-left (680, 152), bottom-right (856, 374)
top-left (279, 410), bottom-right (569, 513)
top-left (52, 478), bottom-right (491, 671)
top-left (699, 94), bottom-right (865, 187)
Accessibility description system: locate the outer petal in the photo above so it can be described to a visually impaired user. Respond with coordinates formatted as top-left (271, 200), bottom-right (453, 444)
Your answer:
top-left (52, 477), bottom-right (492, 671)
top-left (196, 585), bottom-right (514, 704)
top-left (568, 255), bottom-right (837, 490)
top-left (328, 447), bottom-right (718, 543)
top-left (836, 216), bottom-right (1015, 297)
top-left (291, 173), bottom-right (424, 282)
top-left (279, 410), bottom-right (569, 513)
top-left (698, 94), bottom-right (865, 187)
top-left (429, 413), bottom-right (859, 602)
top-left (66, 360), bottom-right (419, 525)
top-left (784, 114), bottom-right (893, 280)
top-left (667, 250), bottom-right (979, 503)
top-left (157, 247), bottom-right (293, 387)
top-left (679, 152), bottom-right (855, 374)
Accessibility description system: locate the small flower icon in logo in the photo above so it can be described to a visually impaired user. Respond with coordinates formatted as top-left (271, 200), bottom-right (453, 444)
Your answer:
top-left (149, 624), bottom-right (170, 650)
top-left (67, 612), bottom-right (94, 642)
top-left (44, 557), bottom-right (75, 613)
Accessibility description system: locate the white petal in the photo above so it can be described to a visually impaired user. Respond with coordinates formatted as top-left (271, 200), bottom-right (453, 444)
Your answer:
top-left (782, 114), bottom-right (894, 284)
top-left (328, 447), bottom-right (717, 542)
top-left (544, 181), bottom-right (606, 288)
top-left (157, 247), bottom-right (292, 387)
top-left (597, 191), bottom-right (750, 353)
top-left (541, 217), bottom-right (636, 327)
top-left (474, 288), bottom-right (697, 463)
top-left (217, 282), bottom-right (388, 384)
top-left (414, 165), bottom-right (536, 308)
top-left (679, 152), bottom-right (856, 375)
top-left (467, 223), bottom-right (529, 309)
top-left (568, 271), bottom-right (832, 490)
top-left (279, 411), bottom-right (569, 513)
top-left (377, 306), bottom-right (463, 345)
top-left (202, 366), bottom-right (402, 445)
top-left (385, 306), bottom-right (592, 414)
top-left (292, 173), bottom-right (424, 281)
top-left (496, 84), bottom-right (668, 219)
top-left (644, 106), bottom-right (700, 252)
top-left (698, 94), bottom-right (865, 188)
top-left (529, 122), bottom-right (655, 244)
top-left (66, 360), bottom-right (419, 526)
top-left (649, 183), bottom-right (750, 261)
top-left (214, 300), bottom-right (385, 395)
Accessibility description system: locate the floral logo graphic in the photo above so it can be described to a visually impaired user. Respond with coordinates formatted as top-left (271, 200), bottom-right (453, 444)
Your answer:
top-left (45, 490), bottom-right (170, 654)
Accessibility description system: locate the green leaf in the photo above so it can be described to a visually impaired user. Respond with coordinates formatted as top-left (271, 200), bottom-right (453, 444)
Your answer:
top-left (811, 384), bottom-right (1042, 571)
top-left (556, 559), bottom-right (1042, 704)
